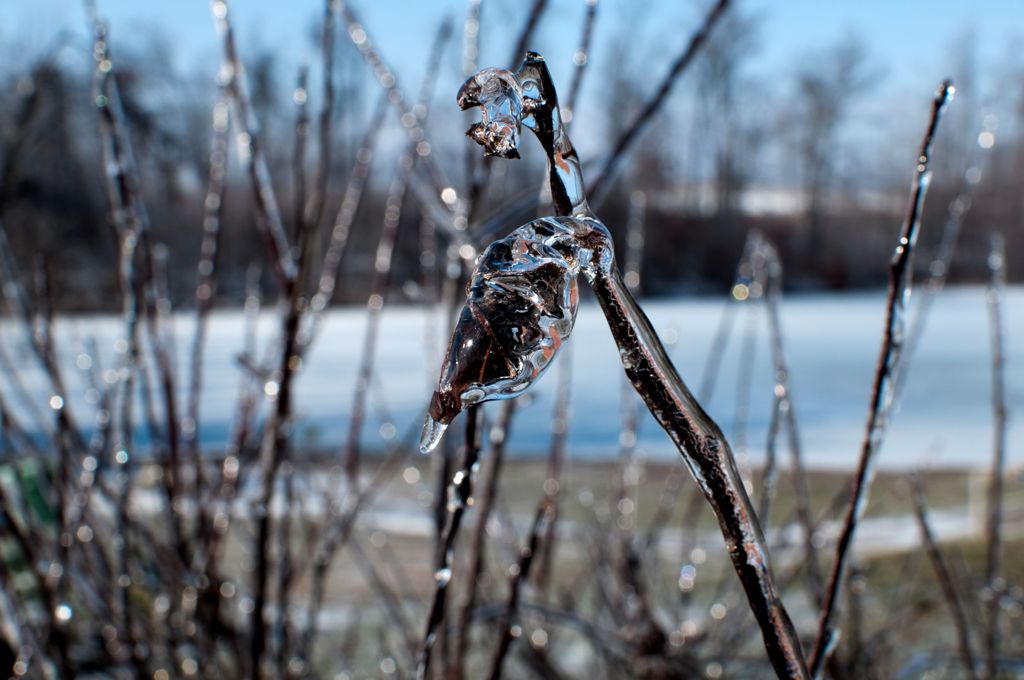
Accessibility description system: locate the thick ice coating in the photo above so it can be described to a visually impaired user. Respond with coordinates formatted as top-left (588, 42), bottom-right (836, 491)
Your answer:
top-left (420, 217), bottom-right (589, 453)
top-left (456, 67), bottom-right (525, 159)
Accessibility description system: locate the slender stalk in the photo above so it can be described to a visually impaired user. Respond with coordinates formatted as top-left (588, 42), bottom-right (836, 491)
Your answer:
top-left (300, 92), bottom-right (389, 350)
top-left (807, 80), bottom-right (954, 677)
top-left (487, 498), bottom-right (556, 680)
top-left (302, 0), bottom-right (339, 235)
top-left (87, 9), bottom-right (155, 672)
top-left (337, 1), bottom-right (456, 213)
top-left (533, 343), bottom-right (572, 595)
top-left (897, 120), bottom-right (996, 401)
top-left (342, 19), bottom-right (451, 485)
top-left (586, 0), bottom-right (730, 207)
top-left (507, 0), bottom-right (549, 68)
top-left (211, 0), bottom-right (296, 290)
top-left (452, 401), bottom-right (515, 680)
top-left (983, 232), bottom-right (1007, 680)
top-left (564, 0), bottom-right (599, 127)
top-left (183, 78), bottom-right (232, 500)
top-left (415, 405), bottom-right (481, 680)
top-left (294, 430), bottom-right (409, 665)
top-left (908, 473), bottom-right (978, 680)
top-left (347, 534), bottom-right (417, 669)
top-left (760, 236), bottom-right (820, 601)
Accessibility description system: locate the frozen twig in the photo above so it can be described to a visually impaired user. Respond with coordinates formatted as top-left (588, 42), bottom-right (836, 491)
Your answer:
top-left (983, 232), bottom-right (1007, 680)
top-left (807, 80), bottom-right (955, 678)
top-left (302, 0), bottom-right (339, 235)
top-left (451, 401), bottom-right (515, 680)
top-left (183, 79), bottom-right (232, 499)
top-left (341, 18), bottom-right (452, 485)
top-left (897, 118), bottom-right (997, 401)
top-left (586, 0), bottom-right (730, 207)
top-left (487, 498), bottom-right (556, 680)
top-left (211, 0), bottom-right (296, 290)
top-left (433, 52), bottom-right (807, 679)
top-left (534, 345), bottom-right (572, 595)
top-left (760, 236), bottom-right (820, 601)
top-left (908, 473), bottom-right (978, 680)
top-left (508, 0), bottom-right (549, 69)
top-left (337, 1), bottom-right (456, 217)
top-left (87, 10), bottom-right (155, 671)
top-left (294, 429), bottom-right (410, 666)
top-left (564, 0), bottom-right (599, 126)
top-left (414, 405), bottom-right (482, 680)
top-left (300, 92), bottom-right (389, 349)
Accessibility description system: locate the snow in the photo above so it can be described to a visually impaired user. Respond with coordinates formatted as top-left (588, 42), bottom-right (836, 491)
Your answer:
top-left (1, 285), bottom-right (1019, 469)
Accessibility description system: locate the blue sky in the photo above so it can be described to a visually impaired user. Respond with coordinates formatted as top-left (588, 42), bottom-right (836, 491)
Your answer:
top-left (12, 0), bottom-right (1022, 90)
top-left (8, 0), bottom-right (1023, 187)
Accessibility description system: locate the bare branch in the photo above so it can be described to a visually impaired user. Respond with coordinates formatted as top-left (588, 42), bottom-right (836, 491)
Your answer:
top-left (586, 0), bottom-right (730, 207)
top-left (983, 232), bottom-right (1008, 680)
top-left (808, 80), bottom-right (955, 677)
top-left (908, 473), bottom-right (978, 680)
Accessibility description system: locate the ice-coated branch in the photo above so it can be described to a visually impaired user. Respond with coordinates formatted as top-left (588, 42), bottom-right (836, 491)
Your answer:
top-left (896, 117), bottom-right (997, 403)
top-left (427, 51), bottom-right (808, 679)
top-left (983, 232), bottom-right (1007, 680)
top-left (564, 0), bottom-right (599, 126)
top-left (337, 1), bottom-right (457, 218)
top-left (807, 79), bottom-right (955, 678)
top-left (302, 0), bottom-right (339, 235)
top-left (586, 0), bottom-right (729, 207)
top-left (487, 498), bottom-right (556, 680)
top-left (759, 236), bottom-right (820, 602)
top-left (342, 18), bottom-right (452, 486)
top-left (452, 401), bottom-right (515, 680)
top-left (414, 405), bottom-right (482, 680)
top-left (300, 92), bottom-right (389, 350)
top-left (183, 76), bottom-right (232, 499)
top-left (908, 473), bottom-right (978, 680)
top-left (211, 0), bottom-right (297, 290)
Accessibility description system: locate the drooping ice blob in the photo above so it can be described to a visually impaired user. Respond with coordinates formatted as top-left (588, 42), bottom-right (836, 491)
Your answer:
top-left (420, 217), bottom-right (597, 453)
top-left (457, 67), bottom-right (525, 159)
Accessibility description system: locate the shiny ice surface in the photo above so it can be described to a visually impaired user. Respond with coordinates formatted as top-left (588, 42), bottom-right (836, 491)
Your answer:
top-left (421, 217), bottom-right (593, 451)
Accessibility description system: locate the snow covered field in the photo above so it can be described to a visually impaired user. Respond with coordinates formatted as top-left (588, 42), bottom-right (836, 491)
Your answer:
top-left (1, 285), bottom-right (1019, 469)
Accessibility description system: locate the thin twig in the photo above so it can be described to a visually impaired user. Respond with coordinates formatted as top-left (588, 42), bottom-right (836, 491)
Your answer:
top-left (760, 235), bottom-right (821, 601)
top-left (451, 401), bottom-right (515, 680)
top-left (342, 18), bottom-right (452, 485)
top-left (415, 405), bottom-right (481, 680)
top-left (983, 232), bottom-right (1007, 680)
top-left (211, 0), bottom-right (296, 290)
top-left (564, 0), bottom-right (599, 126)
top-left (908, 472), bottom-right (978, 680)
top-left (302, 0), bottom-right (339, 235)
top-left (337, 1), bottom-right (456, 216)
top-left (487, 498), bottom-right (556, 680)
top-left (183, 77), bottom-right (232, 502)
top-left (294, 429), bottom-right (410, 665)
top-left (300, 92), bottom-right (389, 350)
top-left (807, 80), bottom-right (955, 677)
top-left (586, 0), bottom-right (730, 207)
top-left (896, 119), bottom-right (996, 402)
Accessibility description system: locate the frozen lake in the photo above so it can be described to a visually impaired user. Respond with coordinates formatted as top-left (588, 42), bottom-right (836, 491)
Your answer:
top-left (1, 285), bottom-right (1019, 469)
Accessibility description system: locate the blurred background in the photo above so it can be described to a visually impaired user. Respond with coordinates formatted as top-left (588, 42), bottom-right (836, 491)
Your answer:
top-left (0, 0), bottom-right (1021, 678)
top-left (5, 0), bottom-right (1024, 306)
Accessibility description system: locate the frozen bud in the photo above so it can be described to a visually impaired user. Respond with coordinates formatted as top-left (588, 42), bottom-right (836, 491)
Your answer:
top-left (420, 217), bottom-right (588, 452)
